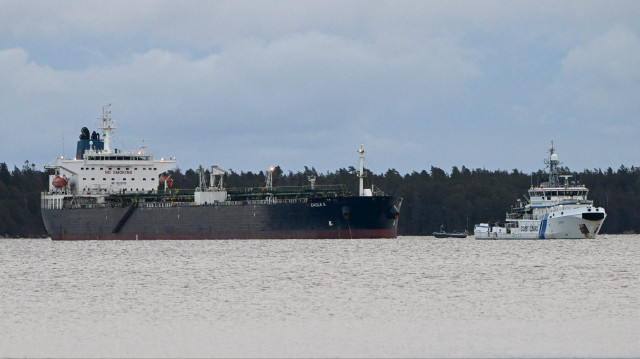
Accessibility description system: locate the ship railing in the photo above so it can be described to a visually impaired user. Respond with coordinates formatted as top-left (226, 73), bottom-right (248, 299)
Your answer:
top-left (226, 184), bottom-right (350, 198)
top-left (371, 185), bottom-right (385, 196)
top-left (223, 198), bottom-right (309, 206)
top-left (557, 198), bottom-right (592, 205)
top-left (51, 196), bottom-right (317, 210)
top-left (505, 213), bottom-right (533, 220)
top-left (135, 197), bottom-right (311, 207)
top-left (41, 192), bottom-right (65, 209)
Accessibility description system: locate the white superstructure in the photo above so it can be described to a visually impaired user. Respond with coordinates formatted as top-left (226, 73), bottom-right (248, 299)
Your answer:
top-left (474, 143), bottom-right (606, 239)
top-left (42, 105), bottom-right (176, 208)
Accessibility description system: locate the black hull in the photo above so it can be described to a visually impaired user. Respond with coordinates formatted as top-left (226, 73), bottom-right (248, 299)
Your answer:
top-left (42, 196), bottom-right (402, 240)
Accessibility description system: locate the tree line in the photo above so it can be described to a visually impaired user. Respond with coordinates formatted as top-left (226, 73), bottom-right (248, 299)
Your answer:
top-left (1, 161), bottom-right (639, 237)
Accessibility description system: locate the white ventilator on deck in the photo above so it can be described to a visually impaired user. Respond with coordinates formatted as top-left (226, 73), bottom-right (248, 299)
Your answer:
top-left (308, 175), bottom-right (316, 190)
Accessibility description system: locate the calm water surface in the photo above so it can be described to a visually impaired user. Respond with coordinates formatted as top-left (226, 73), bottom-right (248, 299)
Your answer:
top-left (1, 235), bottom-right (638, 358)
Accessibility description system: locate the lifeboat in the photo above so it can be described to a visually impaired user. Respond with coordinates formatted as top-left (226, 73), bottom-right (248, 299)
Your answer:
top-left (52, 176), bottom-right (67, 188)
top-left (159, 175), bottom-right (174, 188)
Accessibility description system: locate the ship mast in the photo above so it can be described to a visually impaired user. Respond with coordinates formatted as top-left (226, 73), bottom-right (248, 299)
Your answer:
top-left (99, 104), bottom-right (116, 154)
top-left (266, 166), bottom-right (275, 190)
top-left (544, 141), bottom-right (561, 187)
top-left (357, 144), bottom-right (365, 196)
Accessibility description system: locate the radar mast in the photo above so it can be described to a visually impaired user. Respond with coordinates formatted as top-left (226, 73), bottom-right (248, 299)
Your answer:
top-left (99, 104), bottom-right (116, 154)
top-left (543, 141), bottom-right (561, 187)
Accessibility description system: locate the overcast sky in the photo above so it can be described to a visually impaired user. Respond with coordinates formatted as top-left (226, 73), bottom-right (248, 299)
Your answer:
top-left (1, 1), bottom-right (639, 176)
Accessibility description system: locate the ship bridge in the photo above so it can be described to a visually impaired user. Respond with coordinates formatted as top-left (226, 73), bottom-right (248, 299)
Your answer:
top-left (528, 186), bottom-right (590, 205)
top-left (44, 105), bottom-right (176, 197)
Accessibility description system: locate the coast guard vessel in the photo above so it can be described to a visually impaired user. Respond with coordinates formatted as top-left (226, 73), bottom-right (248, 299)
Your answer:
top-left (474, 143), bottom-right (606, 239)
top-left (41, 106), bottom-right (402, 240)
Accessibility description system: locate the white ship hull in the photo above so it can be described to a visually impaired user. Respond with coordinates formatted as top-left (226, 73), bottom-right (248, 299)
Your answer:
top-left (475, 204), bottom-right (606, 240)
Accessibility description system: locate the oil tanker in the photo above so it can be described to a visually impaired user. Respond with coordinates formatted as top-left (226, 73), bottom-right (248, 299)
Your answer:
top-left (41, 106), bottom-right (402, 240)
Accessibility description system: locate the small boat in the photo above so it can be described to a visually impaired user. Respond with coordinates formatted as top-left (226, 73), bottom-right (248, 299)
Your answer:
top-left (433, 224), bottom-right (468, 238)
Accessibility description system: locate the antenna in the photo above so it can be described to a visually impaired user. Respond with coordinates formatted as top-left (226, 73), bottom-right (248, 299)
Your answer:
top-left (530, 172), bottom-right (533, 188)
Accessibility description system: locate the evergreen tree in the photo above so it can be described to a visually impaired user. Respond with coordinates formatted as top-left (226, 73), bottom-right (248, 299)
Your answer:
top-left (2, 160), bottom-right (640, 237)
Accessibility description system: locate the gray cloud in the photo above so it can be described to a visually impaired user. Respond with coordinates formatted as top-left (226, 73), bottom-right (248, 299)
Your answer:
top-left (1, 1), bottom-right (639, 175)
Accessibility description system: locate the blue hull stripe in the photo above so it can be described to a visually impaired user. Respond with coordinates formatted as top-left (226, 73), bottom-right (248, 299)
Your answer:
top-left (539, 214), bottom-right (548, 239)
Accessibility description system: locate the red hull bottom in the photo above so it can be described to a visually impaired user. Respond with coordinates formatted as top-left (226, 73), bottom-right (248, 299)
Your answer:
top-left (50, 229), bottom-right (397, 240)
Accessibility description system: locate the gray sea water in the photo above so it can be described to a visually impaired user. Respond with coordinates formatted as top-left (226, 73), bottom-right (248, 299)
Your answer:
top-left (1, 235), bottom-right (638, 358)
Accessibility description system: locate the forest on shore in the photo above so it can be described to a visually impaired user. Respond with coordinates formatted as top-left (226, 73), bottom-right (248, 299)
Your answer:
top-left (1, 160), bottom-right (639, 237)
